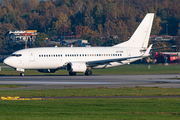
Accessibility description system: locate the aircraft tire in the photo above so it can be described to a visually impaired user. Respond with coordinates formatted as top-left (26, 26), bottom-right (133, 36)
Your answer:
top-left (69, 72), bottom-right (76, 76)
top-left (85, 69), bottom-right (92, 76)
top-left (20, 72), bottom-right (25, 76)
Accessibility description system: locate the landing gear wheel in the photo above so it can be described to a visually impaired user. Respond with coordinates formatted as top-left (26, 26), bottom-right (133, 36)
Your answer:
top-left (20, 72), bottom-right (25, 76)
top-left (69, 72), bottom-right (76, 76)
top-left (85, 69), bottom-right (92, 76)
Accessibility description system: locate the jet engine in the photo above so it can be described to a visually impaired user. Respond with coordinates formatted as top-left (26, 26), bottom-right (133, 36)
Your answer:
top-left (37, 69), bottom-right (57, 73)
top-left (66, 62), bottom-right (87, 73)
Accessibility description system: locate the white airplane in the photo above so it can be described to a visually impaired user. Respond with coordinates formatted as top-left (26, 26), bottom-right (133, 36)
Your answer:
top-left (4, 13), bottom-right (154, 76)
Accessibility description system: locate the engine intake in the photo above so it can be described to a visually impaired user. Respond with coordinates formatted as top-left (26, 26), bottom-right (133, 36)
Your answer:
top-left (66, 62), bottom-right (87, 73)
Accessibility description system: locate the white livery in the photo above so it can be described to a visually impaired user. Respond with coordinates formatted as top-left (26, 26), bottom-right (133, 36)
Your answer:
top-left (4, 13), bottom-right (154, 76)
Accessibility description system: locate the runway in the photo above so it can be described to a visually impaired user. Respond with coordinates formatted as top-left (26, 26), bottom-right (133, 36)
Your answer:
top-left (0, 74), bottom-right (180, 90)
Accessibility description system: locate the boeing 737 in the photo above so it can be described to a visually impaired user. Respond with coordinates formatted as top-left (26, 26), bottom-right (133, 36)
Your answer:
top-left (4, 13), bottom-right (154, 76)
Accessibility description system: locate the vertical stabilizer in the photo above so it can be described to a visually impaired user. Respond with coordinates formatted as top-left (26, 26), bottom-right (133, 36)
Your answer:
top-left (113, 13), bottom-right (154, 48)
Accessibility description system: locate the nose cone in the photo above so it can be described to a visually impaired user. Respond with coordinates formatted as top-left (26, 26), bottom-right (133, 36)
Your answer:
top-left (3, 57), bottom-right (13, 67)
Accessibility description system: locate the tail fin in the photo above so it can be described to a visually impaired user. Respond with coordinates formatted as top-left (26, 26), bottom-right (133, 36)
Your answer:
top-left (113, 13), bottom-right (154, 48)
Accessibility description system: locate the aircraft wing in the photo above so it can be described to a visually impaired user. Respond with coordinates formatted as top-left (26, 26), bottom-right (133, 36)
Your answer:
top-left (87, 44), bottom-right (153, 66)
top-left (86, 56), bottom-right (141, 66)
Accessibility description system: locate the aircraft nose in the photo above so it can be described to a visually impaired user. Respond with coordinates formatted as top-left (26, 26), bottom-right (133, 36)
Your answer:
top-left (3, 57), bottom-right (12, 66)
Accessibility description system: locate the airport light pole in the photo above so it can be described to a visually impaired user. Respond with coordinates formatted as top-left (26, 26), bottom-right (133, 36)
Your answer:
top-left (25, 32), bottom-right (27, 49)
top-left (166, 24), bottom-right (168, 35)
top-left (48, 28), bottom-right (50, 40)
top-left (64, 25), bottom-right (66, 40)
top-left (71, 32), bottom-right (73, 39)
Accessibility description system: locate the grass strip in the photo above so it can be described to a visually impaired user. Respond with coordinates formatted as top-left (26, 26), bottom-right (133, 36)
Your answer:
top-left (1, 64), bottom-right (180, 76)
top-left (0, 98), bottom-right (180, 119)
top-left (0, 87), bottom-right (180, 97)
top-left (0, 63), bottom-right (6, 66)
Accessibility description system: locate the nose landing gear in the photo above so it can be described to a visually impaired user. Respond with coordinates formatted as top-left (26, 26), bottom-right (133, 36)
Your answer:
top-left (20, 72), bottom-right (25, 76)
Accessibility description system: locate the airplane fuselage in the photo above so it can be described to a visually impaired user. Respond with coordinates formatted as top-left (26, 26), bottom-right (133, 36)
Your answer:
top-left (4, 47), bottom-right (142, 70)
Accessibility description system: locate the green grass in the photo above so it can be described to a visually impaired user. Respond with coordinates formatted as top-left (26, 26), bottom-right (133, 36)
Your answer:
top-left (0, 63), bottom-right (6, 66)
top-left (1, 64), bottom-right (180, 119)
top-left (0, 87), bottom-right (180, 97)
top-left (0, 98), bottom-right (180, 119)
top-left (1, 64), bottom-right (180, 75)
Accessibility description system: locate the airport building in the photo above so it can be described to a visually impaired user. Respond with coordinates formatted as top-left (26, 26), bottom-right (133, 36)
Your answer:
top-left (5, 30), bottom-right (38, 44)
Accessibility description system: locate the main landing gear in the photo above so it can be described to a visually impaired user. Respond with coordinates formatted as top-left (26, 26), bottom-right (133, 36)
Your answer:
top-left (68, 69), bottom-right (92, 76)
top-left (20, 72), bottom-right (25, 76)
top-left (69, 72), bottom-right (76, 76)
top-left (85, 69), bottom-right (92, 76)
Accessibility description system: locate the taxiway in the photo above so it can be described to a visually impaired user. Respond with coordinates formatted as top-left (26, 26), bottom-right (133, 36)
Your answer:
top-left (0, 74), bottom-right (180, 90)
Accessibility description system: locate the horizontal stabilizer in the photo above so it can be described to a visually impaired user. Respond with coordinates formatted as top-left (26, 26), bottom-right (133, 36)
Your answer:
top-left (143, 44), bottom-right (153, 57)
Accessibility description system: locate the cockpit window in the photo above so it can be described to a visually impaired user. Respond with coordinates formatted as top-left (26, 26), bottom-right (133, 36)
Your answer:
top-left (11, 54), bottom-right (22, 57)
top-left (11, 54), bottom-right (16, 56)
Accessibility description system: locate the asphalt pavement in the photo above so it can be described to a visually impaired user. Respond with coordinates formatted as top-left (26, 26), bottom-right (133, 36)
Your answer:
top-left (0, 74), bottom-right (180, 90)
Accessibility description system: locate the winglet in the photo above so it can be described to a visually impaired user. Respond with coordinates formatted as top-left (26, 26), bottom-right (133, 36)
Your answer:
top-left (143, 44), bottom-right (153, 57)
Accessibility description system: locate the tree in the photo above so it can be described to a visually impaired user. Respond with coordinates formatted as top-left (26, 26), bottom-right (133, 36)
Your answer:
top-left (53, 12), bottom-right (69, 32)
top-left (35, 33), bottom-right (47, 46)
top-left (151, 16), bottom-right (162, 35)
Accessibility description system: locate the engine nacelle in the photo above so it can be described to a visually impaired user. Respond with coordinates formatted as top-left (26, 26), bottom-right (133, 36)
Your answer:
top-left (37, 69), bottom-right (57, 73)
top-left (66, 62), bottom-right (87, 73)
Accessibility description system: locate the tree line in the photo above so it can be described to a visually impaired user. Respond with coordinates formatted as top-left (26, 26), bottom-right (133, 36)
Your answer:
top-left (0, 0), bottom-right (180, 54)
